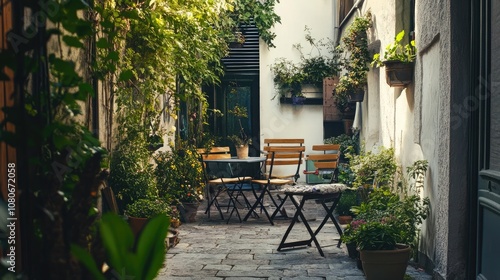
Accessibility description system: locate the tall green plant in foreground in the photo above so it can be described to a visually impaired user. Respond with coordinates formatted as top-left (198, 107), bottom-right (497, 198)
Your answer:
top-left (72, 213), bottom-right (170, 280)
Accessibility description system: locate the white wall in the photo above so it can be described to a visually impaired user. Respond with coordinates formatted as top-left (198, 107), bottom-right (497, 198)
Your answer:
top-left (259, 0), bottom-right (335, 181)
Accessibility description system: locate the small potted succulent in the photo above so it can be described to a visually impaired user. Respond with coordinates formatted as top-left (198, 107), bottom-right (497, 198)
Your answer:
top-left (371, 30), bottom-right (416, 87)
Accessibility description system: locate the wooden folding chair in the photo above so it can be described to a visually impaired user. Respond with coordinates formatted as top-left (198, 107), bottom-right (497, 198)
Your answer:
top-left (244, 146), bottom-right (305, 225)
top-left (198, 147), bottom-right (251, 223)
top-left (263, 138), bottom-right (304, 182)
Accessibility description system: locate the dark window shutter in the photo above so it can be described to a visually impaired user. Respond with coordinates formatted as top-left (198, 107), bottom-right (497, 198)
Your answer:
top-left (221, 23), bottom-right (259, 75)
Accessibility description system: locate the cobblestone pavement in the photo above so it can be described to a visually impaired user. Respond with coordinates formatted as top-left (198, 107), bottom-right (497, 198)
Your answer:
top-left (157, 194), bottom-right (432, 280)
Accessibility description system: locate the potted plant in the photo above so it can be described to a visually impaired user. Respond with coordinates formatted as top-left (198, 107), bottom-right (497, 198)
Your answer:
top-left (270, 57), bottom-right (305, 101)
top-left (126, 197), bottom-right (170, 236)
top-left (271, 27), bottom-right (342, 104)
top-left (228, 29), bottom-right (246, 48)
top-left (155, 144), bottom-right (205, 222)
top-left (343, 159), bottom-right (429, 278)
top-left (371, 30), bottom-right (416, 87)
top-left (228, 105), bottom-right (252, 158)
top-left (335, 189), bottom-right (358, 224)
top-left (334, 13), bottom-right (371, 105)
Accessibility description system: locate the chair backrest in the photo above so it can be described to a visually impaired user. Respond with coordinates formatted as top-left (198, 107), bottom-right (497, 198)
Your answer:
top-left (265, 146), bottom-right (305, 181)
top-left (306, 144), bottom-right (341, 183)
top-left (197, 147), bottom-right (232, 178)
top-left (312, 144), bottom-right (340, 154)
top-left (263, 138), bottom-right (304, 152)
top-left (197, 146), bottom-right (231, 160)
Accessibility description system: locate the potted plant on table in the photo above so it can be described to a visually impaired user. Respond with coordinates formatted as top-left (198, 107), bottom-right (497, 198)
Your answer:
top-left (371, 30), bottom-right (416, 87)
top-left (228, 105), bottom-right (252, 158)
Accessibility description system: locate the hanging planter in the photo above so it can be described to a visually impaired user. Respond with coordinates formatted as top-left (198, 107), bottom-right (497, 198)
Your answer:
top-left (348, 88), bottom-right (365, 103)
top-left (384, 61), bottom-right (414, 87)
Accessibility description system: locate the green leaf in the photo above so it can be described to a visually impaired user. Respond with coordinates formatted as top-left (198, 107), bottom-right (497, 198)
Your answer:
top-left (119, 70), bottom-right (134, 81)
top-left (70, 245), bottom-right (106, 280)
top-left (135, 215), bottom-right (170, 280)
top-left (100, 213), bottom-right (135, 272)
top-left (107, 51), bottom-right (119, 62)
top-left (395, 30), bottom-right (405, 43)
top-left (96, 38), bottom-right (111, 49)
top-left (77, 83), bottom-right (94, 99)
top-left (63, 35), bottom-right (84, 48)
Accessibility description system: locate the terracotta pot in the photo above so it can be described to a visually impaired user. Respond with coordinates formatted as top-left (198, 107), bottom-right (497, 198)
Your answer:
top-left (359, 244), bottom-right (411, 280)
top-left (338, 215), bottom-right (353, 225)
top-left (179, 202), bottom-right (200, 223)
top-left (128, 216), bottom-right (149, 237)
top-left (384, 61), bottom-right (414, 87)
top-left (236, 145), bottom-right (249, 159)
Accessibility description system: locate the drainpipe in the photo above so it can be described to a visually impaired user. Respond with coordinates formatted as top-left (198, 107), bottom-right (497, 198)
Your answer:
top-left (334, 0), bottom-right (365, 46)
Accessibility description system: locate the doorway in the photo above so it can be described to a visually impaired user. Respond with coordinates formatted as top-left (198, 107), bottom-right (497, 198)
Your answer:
top-left (206, 75), bottom-right (260, 156)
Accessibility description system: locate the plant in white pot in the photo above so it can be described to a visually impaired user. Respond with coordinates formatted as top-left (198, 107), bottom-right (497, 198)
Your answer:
top-left (371, 30), bottom-right (416, 87)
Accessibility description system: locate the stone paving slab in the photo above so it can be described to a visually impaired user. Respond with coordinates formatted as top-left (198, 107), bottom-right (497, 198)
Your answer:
top-left (157, 195), bottom-right (432, 280)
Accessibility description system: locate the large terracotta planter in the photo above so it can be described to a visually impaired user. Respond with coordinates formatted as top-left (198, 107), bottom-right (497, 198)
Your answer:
top-left (359, 244), bottom-right (411, 280)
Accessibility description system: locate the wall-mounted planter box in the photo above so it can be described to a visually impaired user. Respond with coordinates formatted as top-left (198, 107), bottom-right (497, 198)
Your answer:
top-left (384, 61), bottom-right (414, 87)
top-left (280, 97), bottom-right (323, 105)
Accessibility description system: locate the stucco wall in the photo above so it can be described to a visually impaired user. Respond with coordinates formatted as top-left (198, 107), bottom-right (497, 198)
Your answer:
top-left (259, 0), bottom-right (335, 181)
top-left (343, 0), bottom-right (466, 278)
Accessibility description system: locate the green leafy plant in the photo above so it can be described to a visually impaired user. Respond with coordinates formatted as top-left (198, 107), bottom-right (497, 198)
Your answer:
top-left (336, 189), bottom-right (358, 216)
top-left (271, 27), bottom-right (342, 100)
top-left (334, 13), bottom-right (372, 112)
top-left (345, 187), bottom-right (429, 251)
top-left (230, 0), bottom-right (282, 48)
top-left (72, 213), bottom-right (170, 280)
top-left (155, 145), bottom-right (205, 204)
top-left (228, 105), bottom-right (252, 146)
top-left (346, 146), bottom-right (398, 201)
top-left (270, 57), bottom-right (305, 99)
top-left (344, 160), bottom-right (430, 251)
top-left (372, 30), bottom-right (417, 67)
top-left (324, 133), bottom-right (360, 159)
top-left (126, 198), bottom-right (170, 219)
top-left (109, 146), bottom-right (157, 212)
